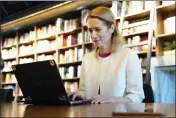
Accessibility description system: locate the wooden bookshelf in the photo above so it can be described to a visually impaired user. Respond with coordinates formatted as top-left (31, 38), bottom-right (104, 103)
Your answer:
top-left (137, 50), bottom-right (156, 55)
top-left (156, 3), bottom-right (175, 12)
top-left (123, 41), bottom-right (148, 48)
top-left (157, 33), bottom-right (176, 40)
top-left (59, 44), bottom-right (82, 50)
top-left (2, 45), bottom-right (16, 49)
top-left (155, 3), bottom-right (176, 56)
top-left (3, 57), bottom-right (16, 61)
top-left (122, 20), bottom-right (149, 29)
top-left (18, 54), bottom-right (34, 58)
top-left (37, 50), bottom-right (56, 55)
top-left (37, 35), bottom-right (55, 41)
top-left (84, 42), bottom-right (93, 45)
top-left (58, 27), bottom-right (82, 36)
top-left (125, 9), bottom-right (150, 20)
top-left (18, 40), bottom-right (34, 46)
top-left (123, 31), bottom-right (148, 38)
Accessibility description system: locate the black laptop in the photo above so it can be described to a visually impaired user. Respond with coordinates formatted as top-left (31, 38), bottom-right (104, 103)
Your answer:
top-left (11, 60), bottom-right (91, 105)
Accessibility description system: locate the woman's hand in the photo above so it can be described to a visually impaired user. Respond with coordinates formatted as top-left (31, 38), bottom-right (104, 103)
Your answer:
top-left (91, 95), bottom-right (132, 104)
top-left (91, 95), bottom-right (117, 104)
top-left (67, 92), bottom-right (86, 100)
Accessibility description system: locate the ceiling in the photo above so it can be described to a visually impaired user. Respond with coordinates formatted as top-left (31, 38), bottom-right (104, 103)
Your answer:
top-left (0, 1), bottom-right (65, 24)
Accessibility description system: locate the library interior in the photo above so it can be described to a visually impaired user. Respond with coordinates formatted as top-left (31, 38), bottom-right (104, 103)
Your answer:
top-left (0, 1), bottom-right (175, 117)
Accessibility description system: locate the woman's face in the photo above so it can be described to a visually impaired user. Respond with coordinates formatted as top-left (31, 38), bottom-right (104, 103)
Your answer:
top-left (87, 18), bottom-right (113, 48)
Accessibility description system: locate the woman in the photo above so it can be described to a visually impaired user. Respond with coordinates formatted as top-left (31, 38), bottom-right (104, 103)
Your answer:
top-left (68, 7), bottom-right (144, 104)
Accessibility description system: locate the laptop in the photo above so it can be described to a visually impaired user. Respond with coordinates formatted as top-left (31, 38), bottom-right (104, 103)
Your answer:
top-left (11, 60), bottom-right (91, 105)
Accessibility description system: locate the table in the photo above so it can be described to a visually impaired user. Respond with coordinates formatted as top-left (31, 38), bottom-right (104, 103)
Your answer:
top-left (0, 102), bottom-right (175, 117)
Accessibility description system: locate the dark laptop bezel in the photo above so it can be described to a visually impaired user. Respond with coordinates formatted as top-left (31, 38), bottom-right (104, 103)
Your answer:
top-left (11, 60), bottom-right (79, 105)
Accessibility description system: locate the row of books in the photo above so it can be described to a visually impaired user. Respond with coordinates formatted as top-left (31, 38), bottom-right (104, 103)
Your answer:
top-left (37, 40), bottom-right (57, 53)
top-left (38, 54), bottom-right (56, 62)
top-left (122, 24), bottom-right (149, 36)
top-left (126, 36), bottom-right (148, 45)
top-left (132, 45), bottom-right (149, 52)
top-left (19, 58), bottom-right (34, 64)
top-left (2, 60), bottom-right (16, 72)
top-left (2, 47), bottom-right (17, 59)
top-left (126, 1), bottom-right (158, 15)
top-left (19, 30), bottom-right (35, 43)
top-left (59, 65), bottom-right (81, 79)
top-left (163, 16), bottom-right (175, 34)
top-left (2, 73), bottom-right (17, 83)
top-left (123, 17), bottom-right (149, 26)
top-left (59, 48), bottom-right (83, 63)
top-left (84, 30), bottom-right (91, 43)
top-left (2, 37), bottom-right (17, 48)
top-left (64, 82), bottom-right (78, 92)
top-left (126, 1), bottom-right (175, 15)
top-left (19, 45), bottom-right (34, 56)
top-left (58, 33), bottom-right (83, 48)
top-left (37, 24), bottom-right (56, 39)
top-left (56, 18), bottom-right (81, 33)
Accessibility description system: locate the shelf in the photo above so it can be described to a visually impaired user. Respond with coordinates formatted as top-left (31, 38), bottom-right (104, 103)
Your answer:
top-left (125, 9), bottom-right (150, 20)
top-left (2, 45), bottom-right (16, 49)
top-left (62, 77), bottom-right (80, 81)
top-left (157, 33), bottom-right (176, 40)
top-left (59, 61), bottom-right (82, 66)
top-left (18, 54), bottom-right (34, 58)
top-left (123, 41), bottom-right (148, 48)
top-left (123, 31), bottom-right (148, 37)
top-left (37, 50), bottom-right (56, 55)
top-left (3, 57), bottom-right (16, 61)
top-left (37, 35), bottom-right (55, 41)
top-left (136, 50), bottom-right (156, 55)
top-left (1, 82), bottom-right (17, 85)
top-left (59, 44), bottom-right (82, 50)
top-left (18, 40), bottom-right (35, 46)
top-left (156, 3), bottom-right (176, 12)
top-left (123, 20), bottom-right (149, 29)
top-left (84, 42), bottom-right (93, 45)
top-left (58, 27), bottom-right (82, 36)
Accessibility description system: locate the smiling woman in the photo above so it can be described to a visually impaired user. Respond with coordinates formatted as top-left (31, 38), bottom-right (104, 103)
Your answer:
top-left (68, 6), bottom-right (145, 104)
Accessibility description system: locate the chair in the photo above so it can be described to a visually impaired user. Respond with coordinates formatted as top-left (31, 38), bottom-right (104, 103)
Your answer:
top-left (142, 83), bottom-right (154, 103)
top-left (0, 88), bottom-right (13, 102)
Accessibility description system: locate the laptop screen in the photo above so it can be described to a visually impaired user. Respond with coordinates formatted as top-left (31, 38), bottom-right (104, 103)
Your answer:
top-left (12, 60), bottom-right (70, 104)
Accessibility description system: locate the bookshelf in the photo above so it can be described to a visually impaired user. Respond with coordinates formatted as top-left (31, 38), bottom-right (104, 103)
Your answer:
top-left (120, 1), bottom-right (159, 83)
top-left (155, 3), bottom-right (176, 56)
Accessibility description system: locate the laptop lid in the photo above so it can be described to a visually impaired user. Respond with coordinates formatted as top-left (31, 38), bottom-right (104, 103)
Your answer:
top-left (12, 60), bottom-right (71, 105)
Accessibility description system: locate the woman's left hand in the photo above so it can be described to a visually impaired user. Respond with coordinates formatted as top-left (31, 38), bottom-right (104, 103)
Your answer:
top-left (91, 95), bottom-right (117, 104)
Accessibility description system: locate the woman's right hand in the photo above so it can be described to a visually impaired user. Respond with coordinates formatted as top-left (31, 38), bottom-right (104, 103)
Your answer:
top-left (67, 92), bottom-right (86, 100)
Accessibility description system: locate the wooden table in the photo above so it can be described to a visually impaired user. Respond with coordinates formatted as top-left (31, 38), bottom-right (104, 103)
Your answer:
top-left (0, 102), bottom-right (175, 117)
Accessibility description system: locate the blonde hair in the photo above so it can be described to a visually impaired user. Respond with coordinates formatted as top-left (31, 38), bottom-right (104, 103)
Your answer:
top-left (87, 6), bottom-right (124, 54)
